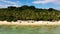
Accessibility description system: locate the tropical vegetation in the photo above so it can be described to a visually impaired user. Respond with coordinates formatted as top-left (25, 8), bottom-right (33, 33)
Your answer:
top-left (0, 5), bottom-right (60, 22)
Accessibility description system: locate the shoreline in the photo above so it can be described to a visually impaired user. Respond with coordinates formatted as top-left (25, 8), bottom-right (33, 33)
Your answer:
top-left (0, 20), bottom-right (60, 25)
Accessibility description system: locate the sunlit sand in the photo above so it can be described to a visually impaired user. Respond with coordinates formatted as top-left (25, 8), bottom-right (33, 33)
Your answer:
top-left (0, 20), bottom-right (60, 25)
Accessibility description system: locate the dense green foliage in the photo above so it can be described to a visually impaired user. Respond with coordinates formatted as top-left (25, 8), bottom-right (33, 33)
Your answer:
top-left (0, 5), bottom-right (60, 22)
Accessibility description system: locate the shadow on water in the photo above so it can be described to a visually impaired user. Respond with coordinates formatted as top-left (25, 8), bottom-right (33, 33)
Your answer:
top-left (0, 25), bottom-right (60, 34)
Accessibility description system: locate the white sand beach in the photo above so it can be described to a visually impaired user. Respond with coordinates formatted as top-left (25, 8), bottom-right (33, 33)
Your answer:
top-left (0, 20), bottom-right (60, 25)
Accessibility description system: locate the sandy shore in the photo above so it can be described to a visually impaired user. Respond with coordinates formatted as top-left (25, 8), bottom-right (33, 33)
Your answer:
top-left (0, 20), bottom-right (60, 25)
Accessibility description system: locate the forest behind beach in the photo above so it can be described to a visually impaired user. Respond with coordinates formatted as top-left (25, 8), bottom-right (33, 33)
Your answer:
top-left (0, 5), bottom-right (60, 22)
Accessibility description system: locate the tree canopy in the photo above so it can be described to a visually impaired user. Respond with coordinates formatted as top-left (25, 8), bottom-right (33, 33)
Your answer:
top-left (0, 5), bottom-right (60, 22)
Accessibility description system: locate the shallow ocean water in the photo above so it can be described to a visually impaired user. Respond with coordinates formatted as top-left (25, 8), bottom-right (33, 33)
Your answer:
top-left (0, 25), bottom-right (60, 34)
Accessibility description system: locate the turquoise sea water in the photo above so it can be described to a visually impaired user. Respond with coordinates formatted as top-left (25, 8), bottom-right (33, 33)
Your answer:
top-left (0, 25), bottom-right (60, 34)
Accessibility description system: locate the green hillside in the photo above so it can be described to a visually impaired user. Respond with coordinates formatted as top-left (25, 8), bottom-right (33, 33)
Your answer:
top-left (0, 5), bottom-right (60, 22)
